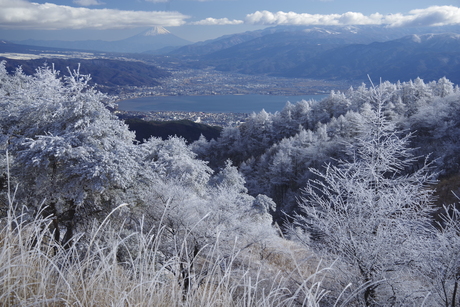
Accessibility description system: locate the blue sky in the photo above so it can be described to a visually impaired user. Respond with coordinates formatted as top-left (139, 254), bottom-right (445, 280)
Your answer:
top-left (1, 0), bottom-right (460, 42)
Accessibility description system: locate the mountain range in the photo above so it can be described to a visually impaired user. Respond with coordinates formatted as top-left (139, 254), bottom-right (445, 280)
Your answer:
top-left (3, 24), bottom-right (460, 84)
top-left (284, 33), bottom-right (460, 83)
top-left (14, 27), bottom-right (191, 54)
top-left (179, 25), bottom-right (460, 83)
top-left (171, 25), bottom-right (460, 56)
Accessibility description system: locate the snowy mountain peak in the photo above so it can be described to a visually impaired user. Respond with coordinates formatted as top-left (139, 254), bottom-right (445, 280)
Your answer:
top-left (143, 26), bottom-right (171, 36)
top-left (411, 34), bottom-right (422, 43)
top-left (303, 27), bottom-right (340, 35)
top-left (406, 32), bottom-right (460, 44)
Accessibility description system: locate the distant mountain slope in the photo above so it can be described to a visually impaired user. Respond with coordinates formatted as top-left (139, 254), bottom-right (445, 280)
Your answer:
top-left (0, 40), bottom-right (78, 55)
top-left (195, 26), bottom-right (460, 83)
top-left (172, 25), bottom-right (460, 57)
top-left (5, 24), bottom-right (460, 85)
top-left (14, 27), bottom-right (191, 53)
top-left (1, 58), bottom-right (171, 91)
top-left (201, 30), bottom-right (347, 74)
top-left (169, 27), bottom-right (284, 56)
top-left (116, 27), bottom-right (192, 53)
top-left (286, 33), bottom-right (460, 83)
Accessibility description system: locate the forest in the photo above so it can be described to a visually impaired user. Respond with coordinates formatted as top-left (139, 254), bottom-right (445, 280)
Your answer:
top-left (1, 61), bottom-right (460, 306)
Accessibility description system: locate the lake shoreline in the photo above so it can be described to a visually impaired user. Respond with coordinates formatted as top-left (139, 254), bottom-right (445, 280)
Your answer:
top-left (116, 94), bottom-right (329, 114)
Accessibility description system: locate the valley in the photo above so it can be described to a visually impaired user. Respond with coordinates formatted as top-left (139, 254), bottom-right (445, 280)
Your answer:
top-left (2, 24), bottom-right (460, 102)
top-left (3, 9), bottom-right (460, 306)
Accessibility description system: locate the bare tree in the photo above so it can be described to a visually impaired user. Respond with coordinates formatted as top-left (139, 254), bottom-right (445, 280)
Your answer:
top-left (416, 205), bottom-right (460, 307)
top-left (293, 89), bottom-right (436, 305)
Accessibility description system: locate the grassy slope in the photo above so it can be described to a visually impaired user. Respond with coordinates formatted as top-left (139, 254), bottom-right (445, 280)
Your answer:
top-left (0, 205), bottom-right (329, 306)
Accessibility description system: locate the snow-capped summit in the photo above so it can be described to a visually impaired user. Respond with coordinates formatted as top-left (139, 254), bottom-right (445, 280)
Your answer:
top-left (119, 27), bottom-right (191, 53)
top-left (10, 26), bottom-right (191, 53)
top-left (142, 26), bottom-right (171, 36)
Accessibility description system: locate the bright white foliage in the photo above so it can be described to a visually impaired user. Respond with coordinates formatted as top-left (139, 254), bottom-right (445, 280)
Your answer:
top-left (0, 61), bottom-right (278, 263)
top-left (139, 136), bottom-right (213, 195)
top-left (5, 60), bottom-right (460, 305)
top-left (0, 62), bottom-right (140, 217)
top-left (294, 96), bottom-right (436, 305)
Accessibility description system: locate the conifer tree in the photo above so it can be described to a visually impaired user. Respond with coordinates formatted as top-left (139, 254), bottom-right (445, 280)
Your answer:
top-left (0, 62), bottom-right (140, 244)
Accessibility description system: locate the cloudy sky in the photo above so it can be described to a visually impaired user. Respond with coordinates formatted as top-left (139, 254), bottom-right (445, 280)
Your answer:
top-left (0, 0), bottom-right (460, 42)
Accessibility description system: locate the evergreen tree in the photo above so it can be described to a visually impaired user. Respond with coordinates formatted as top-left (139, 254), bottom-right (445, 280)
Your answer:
top-left (0, 62), bottom-right (140, 243)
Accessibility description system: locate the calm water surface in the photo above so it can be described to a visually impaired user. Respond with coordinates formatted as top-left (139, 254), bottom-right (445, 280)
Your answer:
top-left (117, 94), bottom-right (328, 114)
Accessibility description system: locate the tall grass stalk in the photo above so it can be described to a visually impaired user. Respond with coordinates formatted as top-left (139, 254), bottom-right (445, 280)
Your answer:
top-left (0, 196), bottom-right (336, 306)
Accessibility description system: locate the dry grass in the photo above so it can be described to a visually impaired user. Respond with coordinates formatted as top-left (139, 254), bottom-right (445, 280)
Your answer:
top-left (0, 202), bottom-right (337, 307)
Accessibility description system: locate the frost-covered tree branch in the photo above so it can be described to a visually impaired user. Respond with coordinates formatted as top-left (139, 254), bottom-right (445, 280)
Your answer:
top-left (293, 97), bottom-right (436, 305)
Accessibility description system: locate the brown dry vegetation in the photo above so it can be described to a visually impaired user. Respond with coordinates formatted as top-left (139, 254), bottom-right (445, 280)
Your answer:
top-left (0, 206), bottom-right (335, 307)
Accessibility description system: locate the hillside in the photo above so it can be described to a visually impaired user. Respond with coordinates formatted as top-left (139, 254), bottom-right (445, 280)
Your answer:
top-left (191, 25), bottom-right (460, 83)
top-left (0, 40), bottom-right (77, 54)
top-left (3, 61), bottom-right (460, 306)
top-left (1, 57), bottom-right (171, 92)
top-left (171, 24), bottom-right (458, 57)
top-left (285, 33), bottom-right (460, 83)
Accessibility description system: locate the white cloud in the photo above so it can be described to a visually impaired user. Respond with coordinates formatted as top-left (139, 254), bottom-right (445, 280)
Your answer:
top-left (244, 10), bottom-right (380, 26)
top-left (0, 0), bottom-right (188, 30)
top-left (387, 6), bottom-right (460, 27)
top-left (73, 0), bottom-right (104, 6)
top-left (244, 6), bottom-right (460, 27)
top-left (190, 17), bottom-right (244, 25)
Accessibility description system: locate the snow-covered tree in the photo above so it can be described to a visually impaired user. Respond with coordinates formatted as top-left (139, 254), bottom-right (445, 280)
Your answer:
top-left (415, 205), bottom-right (460, 307)
top-left (0, 62), bottom-right (141, 244)
top-left (140, 136), bottom-right (213, 195)
top-left (432, 77), bottom-right (455, 98)
top-left (293, 96), bottom-right (436, 305)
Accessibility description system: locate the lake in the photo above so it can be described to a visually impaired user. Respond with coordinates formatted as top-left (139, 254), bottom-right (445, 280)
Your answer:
top-left (116, 94), bottom-right (329, 114)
